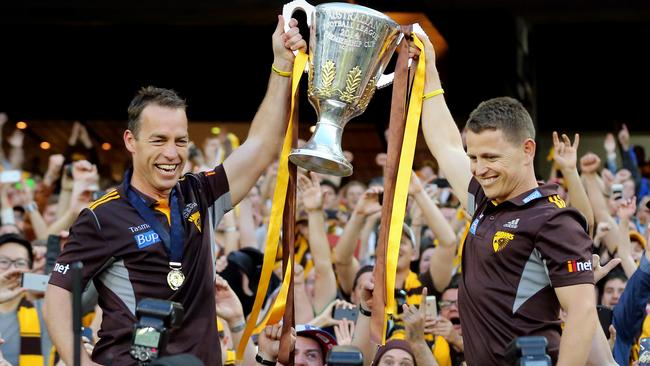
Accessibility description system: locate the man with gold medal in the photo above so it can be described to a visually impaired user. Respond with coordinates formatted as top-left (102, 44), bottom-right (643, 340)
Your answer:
top-left (42, 16), bottom-right (306, 366)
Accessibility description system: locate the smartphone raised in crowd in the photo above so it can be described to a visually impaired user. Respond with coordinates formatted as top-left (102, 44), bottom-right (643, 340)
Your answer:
top-left (425, 295), bottom-right (437, 318)
top-left (0, 170), bottom-right (21, 184)
top-left (611, 183), bottom-right (624, 201)
top-left (332, 305), bottom-right (359, 323)
top-left (21, 273), bottom-right (50, 293)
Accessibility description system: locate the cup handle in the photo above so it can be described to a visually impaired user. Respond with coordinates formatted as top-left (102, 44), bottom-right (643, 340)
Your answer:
top-left (282, 0), bottom-right (314, 72)
top-left (376, 23), bottom-right (425, 89)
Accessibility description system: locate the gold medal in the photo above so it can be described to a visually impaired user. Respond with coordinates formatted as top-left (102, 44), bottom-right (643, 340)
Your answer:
top-left (167, 267), bottom-right (185, 290)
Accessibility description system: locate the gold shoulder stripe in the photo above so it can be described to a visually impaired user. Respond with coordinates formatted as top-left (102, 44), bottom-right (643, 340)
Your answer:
top-left (90, 195), bottom-right (120, 210)
top-left (89, 191), bottom-right (119, 210)
top-left (90, 190), bottom-right (118, 206)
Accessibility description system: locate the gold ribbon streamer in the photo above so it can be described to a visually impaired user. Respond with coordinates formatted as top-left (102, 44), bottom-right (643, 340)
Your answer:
top-left (237, 51), bottom-right (308, 359)
top-left (383, 34), bottom-right (427, 344)
top-left (252, 260), bottom-right (293, 334)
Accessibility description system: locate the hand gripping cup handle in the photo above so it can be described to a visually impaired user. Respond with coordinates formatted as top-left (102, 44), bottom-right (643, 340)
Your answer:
top-left (282, 0), bottom-right (314, 72)
top-left (282, 0), bottom-right (422, 86)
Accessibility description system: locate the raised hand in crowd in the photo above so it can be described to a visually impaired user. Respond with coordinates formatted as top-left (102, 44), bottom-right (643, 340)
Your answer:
top-left (16, 177), bottom-right (49, 241)
top-left (297, 171), bottom-right (338, 314)
top-left (43, 154), bottom-right (65, 187)
top-left (430, 316), bottom-right (463, 351)
top-left (580, 152), bottom-right (601, 175)
top-left (604, 133), bottom-right (617, 156)
top-left (214, 255), bottom-right (228, 273)
top-left (592, 254), bottom-right (622, 283)
top-left (214, 274), bottom-right (256, 363)
top-left (581, 153), bottom-right (621, 256)
top-left (6, 129), bottom-right (25, 170)
top-left (214, 274), bottom-right (245, 327)
top-left (402, 287), bottom-right (438, 366)
top-left (593, 222), bottom-right (610, 249)
top-left (334, 186), bottom-right (383, 295)
top-left (604, 133), bottom-right (618, 173)
top-left (333, 319), bottom-right (355, 346)
top-left (0, 268), bottom-right (25, 304)
top-left (552, 132), bottom-right (579, 172)
top-left (47, 160), bottom-right (98, 236)
top-left (298, 172), bottom-right (323, 213)
top-left (309, 299), bottom-right (355, 328)
top-left (553, 132), bottom-right (595, 232)
top-left (408, 171), bottom-right (457, 293)
top-left (257, 324), bottom-right (295, 366)
top-left (69, 160), bottom-right (98, 213)
top-left (615, 197), bottom-right (638, 278)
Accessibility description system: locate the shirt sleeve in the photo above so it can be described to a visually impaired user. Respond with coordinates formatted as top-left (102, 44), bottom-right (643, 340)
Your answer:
top-left (534, 208), bottom-right (594, 288)
top-left (467, 177), bottom-right (485, 217)
top-left (190, 164), bottom-right (232, 217)
top-left (48, 208), bottom-right (115, 291)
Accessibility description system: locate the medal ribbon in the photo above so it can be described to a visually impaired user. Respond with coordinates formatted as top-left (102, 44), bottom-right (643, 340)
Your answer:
top-left (124, 170), bottom-right (185, 264)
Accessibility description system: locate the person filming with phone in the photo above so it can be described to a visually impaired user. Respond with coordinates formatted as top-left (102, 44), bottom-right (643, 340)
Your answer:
top-left (0, 233), bottom-right (52, 365)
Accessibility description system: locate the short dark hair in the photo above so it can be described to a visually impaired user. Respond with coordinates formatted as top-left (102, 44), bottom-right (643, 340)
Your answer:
top-left (0, 233), bottom-right (34, 268)
top-left (320, 179), bottom-right (339, 194)
top-left (352, 265), bottom-right (374, 293)
top-left (596, 265), bottom-right (627, 301)
top-left (465, 97), bottom-right (535, 145)
top-left (127, 86), bottom-right (187, 138)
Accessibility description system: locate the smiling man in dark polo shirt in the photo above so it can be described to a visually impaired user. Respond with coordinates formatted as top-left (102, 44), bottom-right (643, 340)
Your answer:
top-left (414, 34), bottom-right (606, 365)
top-left (42, 17), bottom-right (306, 366)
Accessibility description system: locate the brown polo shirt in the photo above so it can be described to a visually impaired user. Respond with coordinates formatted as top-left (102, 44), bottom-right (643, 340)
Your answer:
top-left (460, 178), bottom-right (593, 365)
top-left (49, 165), bottom-right (232, 366)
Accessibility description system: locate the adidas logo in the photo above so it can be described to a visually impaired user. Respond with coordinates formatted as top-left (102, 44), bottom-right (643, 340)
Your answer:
top-left (503, 218), bottom-right (520, 229)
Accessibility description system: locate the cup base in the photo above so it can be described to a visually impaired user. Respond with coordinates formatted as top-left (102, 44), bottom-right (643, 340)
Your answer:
top-left (289, 149), bottom-right (353, 177)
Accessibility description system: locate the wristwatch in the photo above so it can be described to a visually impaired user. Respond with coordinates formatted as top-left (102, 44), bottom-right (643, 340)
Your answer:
top-left (359, 305), bottom-right (372, 317)
top-left (255, 354), bottom-right (277, 366)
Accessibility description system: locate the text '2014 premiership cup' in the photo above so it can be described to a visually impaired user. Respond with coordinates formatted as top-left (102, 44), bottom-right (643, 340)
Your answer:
top-left (283, 1), bottom-right (403, 176)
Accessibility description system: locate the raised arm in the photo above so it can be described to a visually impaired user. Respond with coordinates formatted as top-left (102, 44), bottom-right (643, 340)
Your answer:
top-left (416, 33), bottom-right (472, 210)
top-left (409, 173), bottom-right (456, 293)
top-left (333, 187), bottom-right (381, 295)
top-left (402, 287), bottom-right (438, 366)
top-left (223, 16), bottom-right (306, 206)
top-left (552, 132), bottom-right (594, 234)
top-left (298, 172), bottom-right (337, 314)
top-left (580, 153), bottom-right (619, 254)
top-left (616, 197), bottom-right (639, 278)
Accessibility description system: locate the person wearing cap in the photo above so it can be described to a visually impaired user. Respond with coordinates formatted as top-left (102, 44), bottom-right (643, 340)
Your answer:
top-left (416, 32), bottom-right (609, 365)
top-left (0, 233), bottom-right (53, 366)
top-left (294, 324), bottom-right (337, 366)
top-left (43, 18), bottom-right (306, 366)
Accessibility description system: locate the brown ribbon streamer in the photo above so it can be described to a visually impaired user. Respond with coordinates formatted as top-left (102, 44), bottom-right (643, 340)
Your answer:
top-left (370, 24), bottom-right (413, 345)
top-left (277, 88), bottom-right (298, 365)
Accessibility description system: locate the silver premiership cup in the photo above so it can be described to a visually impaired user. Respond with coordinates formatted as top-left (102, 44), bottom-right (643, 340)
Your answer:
top-left (283, 1), bottom-right (402, 177)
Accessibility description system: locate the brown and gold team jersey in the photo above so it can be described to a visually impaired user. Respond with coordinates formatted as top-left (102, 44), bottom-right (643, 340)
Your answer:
top-left (49, 165), bottom-right (232, 366)
top-left (460, 178), bottom-right (593, 365)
